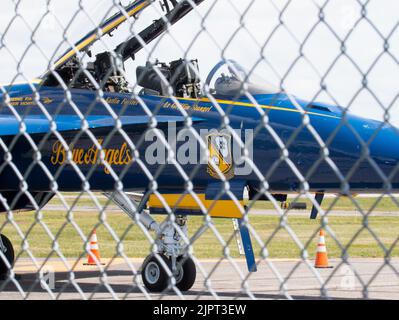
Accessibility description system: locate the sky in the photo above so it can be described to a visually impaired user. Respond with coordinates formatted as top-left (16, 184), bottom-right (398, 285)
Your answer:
top-left (0, 0), bottom-right (398, 126)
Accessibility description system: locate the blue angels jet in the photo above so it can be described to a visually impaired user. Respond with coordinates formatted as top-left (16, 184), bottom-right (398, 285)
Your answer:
top-left (1, 0), bottom-right (399, 292)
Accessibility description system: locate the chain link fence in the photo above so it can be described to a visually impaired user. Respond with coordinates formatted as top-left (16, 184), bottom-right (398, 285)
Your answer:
top-left (0, 0), bottom-right (399, 300)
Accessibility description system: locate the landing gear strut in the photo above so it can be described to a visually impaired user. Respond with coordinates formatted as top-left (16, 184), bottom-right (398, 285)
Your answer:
top-left (141, 215), bottom-right (196, 292)
top-left (104, 191), bottom-right (197, 293)
top-left (0, 234), bottom-right (14, 279)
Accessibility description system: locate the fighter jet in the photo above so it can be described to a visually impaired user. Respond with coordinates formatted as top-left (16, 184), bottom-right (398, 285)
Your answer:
top-left (1, 0), bottom-right (398, 292)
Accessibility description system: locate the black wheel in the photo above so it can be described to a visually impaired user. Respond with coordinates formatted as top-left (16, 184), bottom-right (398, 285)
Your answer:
top-left (141, 254), bottom-right (171, 292)
top-left (0, 234), bottom-right (14, 276)
top-left (175, 256), bottom-right (196, 291)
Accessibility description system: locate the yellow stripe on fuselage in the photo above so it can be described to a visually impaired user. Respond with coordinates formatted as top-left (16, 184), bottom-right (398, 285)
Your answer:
top-left (54, 1), bottom-right (150, 68)
top-left (175, 96), bottom-right (341, 119)
top-left (149, 194), bottom-right (244, 218)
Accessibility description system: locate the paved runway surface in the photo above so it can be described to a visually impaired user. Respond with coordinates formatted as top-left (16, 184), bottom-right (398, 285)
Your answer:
top-left (1, 258), bottom-right (398, 299)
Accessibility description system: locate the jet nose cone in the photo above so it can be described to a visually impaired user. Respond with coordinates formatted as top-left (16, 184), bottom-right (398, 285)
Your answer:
top-left (369, 122), bottom-right (399, 161)
top-left (366, 121), bottom-right (399, 186)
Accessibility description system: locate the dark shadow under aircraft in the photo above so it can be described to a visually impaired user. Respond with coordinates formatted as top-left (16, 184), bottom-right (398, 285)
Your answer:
top-left (0, 0), bottom-right (398, 292)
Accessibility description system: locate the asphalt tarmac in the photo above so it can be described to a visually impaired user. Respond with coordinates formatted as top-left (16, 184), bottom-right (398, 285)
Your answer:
top-left (0, 258), bottom-right (398, 300)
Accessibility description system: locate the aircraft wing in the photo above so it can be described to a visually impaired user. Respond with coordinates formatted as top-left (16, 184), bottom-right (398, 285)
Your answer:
top-left (0, 115), bottom-right (203, 136)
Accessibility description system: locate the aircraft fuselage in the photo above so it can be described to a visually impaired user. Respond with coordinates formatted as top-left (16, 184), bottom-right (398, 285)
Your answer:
top-left (1, 84), bottom-right (398, 196)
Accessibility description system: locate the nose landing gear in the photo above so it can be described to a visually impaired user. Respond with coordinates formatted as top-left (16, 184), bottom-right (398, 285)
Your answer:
top-left (0, 234), bottom-right (15, 279)
top-left (174, 256), bottom-right (196, 292)
top-left (104, 191), bottom-right (197, 293)
top-left (141, 255), bottom-right (171, 292)
top-left (141, 254), bottom-right (196, 292)
top-left (140, 215), bottom-right (196, 293)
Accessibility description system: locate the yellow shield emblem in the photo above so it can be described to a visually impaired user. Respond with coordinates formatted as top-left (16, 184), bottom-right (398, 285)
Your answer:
top-left (207, 133), bottom-right (234, 179)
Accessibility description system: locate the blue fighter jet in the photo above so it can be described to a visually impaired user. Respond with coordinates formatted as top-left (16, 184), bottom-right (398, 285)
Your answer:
top-left (0, 0), bottom-right (398, 292)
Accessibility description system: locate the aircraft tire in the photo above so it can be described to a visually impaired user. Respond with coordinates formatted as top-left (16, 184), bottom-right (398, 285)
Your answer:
top-left (175, 256), bottom-right (196, 292)
top-left (141, 254), bottom-right (171, 292)
top-left (0, 234), bottom-right (14, 277)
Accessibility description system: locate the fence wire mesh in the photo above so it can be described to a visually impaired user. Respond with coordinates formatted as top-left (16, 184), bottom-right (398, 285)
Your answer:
top-left (0, 0), bottom-right (399, 300)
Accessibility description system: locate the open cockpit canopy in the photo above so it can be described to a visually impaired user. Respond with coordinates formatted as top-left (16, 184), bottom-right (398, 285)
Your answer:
top-left (50, 0), bottom-right (153, 72)
top-left (41, 0), bottom-right (205, 91)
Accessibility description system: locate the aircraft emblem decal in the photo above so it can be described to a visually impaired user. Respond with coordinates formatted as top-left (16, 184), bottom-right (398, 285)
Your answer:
top-left (207, 133), bottom-right (234, 180)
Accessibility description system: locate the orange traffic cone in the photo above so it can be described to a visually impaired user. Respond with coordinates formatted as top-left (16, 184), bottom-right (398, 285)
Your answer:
top-left (314, 229), bottom-right (332, 268)
top-left (84, 230), bottom-right (104, 265)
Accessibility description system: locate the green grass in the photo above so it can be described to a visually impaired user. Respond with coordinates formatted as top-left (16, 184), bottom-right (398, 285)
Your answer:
top-left (1, 209), bottom-right (398, 259)
top-left (252, 196), bottom-right (399, 212)
top-left (49, 194), bottom-right (399, 212)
